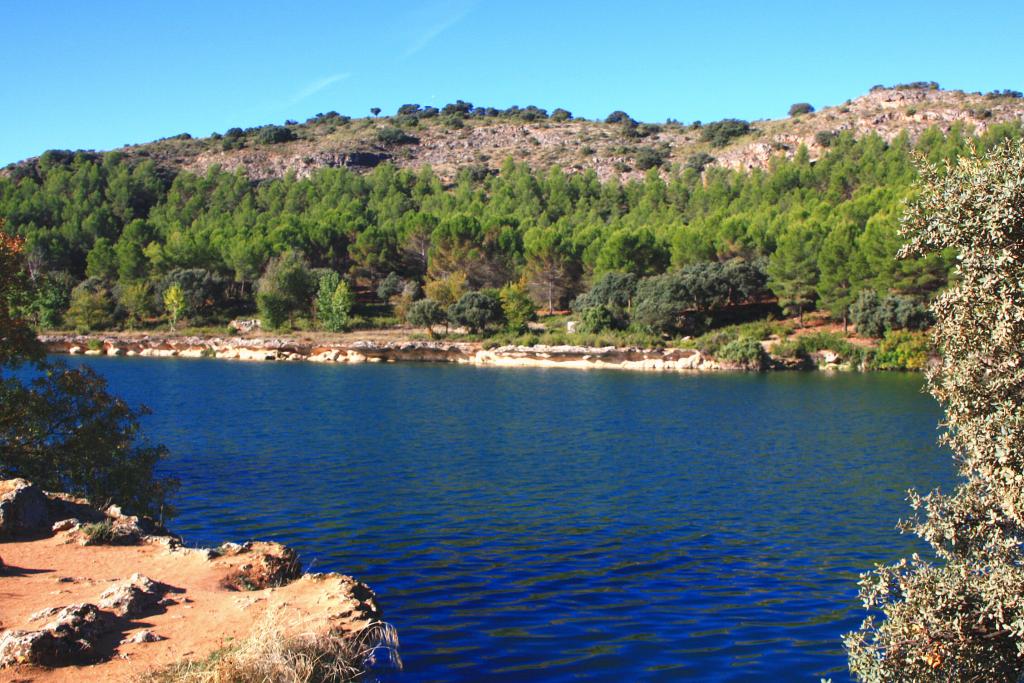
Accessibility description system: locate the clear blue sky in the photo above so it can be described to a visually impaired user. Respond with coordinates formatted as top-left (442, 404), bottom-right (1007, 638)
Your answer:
top-left (3, 0), bottom-right (1022, 165)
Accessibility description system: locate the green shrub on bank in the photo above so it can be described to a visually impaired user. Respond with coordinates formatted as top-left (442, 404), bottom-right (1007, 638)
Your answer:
top-left (717, 337), bottom-right (769, 369)
top-left (678, 319), bottom-right (792, 355)
top-left (768, 330), bottom-right (872, 367)
top-left (871, 329), bottom-right (932, 370)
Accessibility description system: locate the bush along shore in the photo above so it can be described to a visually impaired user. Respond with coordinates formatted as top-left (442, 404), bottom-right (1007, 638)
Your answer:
top-left (38, 324), bottom-right (932, 373)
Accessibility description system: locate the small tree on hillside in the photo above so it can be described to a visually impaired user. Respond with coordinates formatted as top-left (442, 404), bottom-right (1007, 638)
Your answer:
top-left (767, 223), bottom-right (821, 323)
top-left (424, 271), bottom-right (468, 308)
top-left (448, 290), bottom-right (504, 334)
top-left (846, 141), bottom-right (1024, 681)
top-left (817, 222), bottom-right (861, 331)
top-left (406, 298), bottom-right (446, 338)
top-left (499, 283), bottom-right (536, 334)
top-left (256, 251), bottom-right (315, 330)
top-left (162, 283), bottom-right (186, 330)
top-left (315, 271), bottom-right (353, 332)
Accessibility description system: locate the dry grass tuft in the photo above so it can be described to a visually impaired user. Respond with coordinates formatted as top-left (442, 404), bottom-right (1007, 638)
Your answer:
top-left (140, 615), bottom-right (401, 683)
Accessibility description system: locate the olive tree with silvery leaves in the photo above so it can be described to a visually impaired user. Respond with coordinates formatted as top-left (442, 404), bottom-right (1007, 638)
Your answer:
top-left (845, 141), bottom-right (1024, 681)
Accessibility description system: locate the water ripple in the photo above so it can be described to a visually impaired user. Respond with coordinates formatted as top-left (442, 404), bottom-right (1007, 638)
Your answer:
top-left (63, 358), bottom-right (951, 682)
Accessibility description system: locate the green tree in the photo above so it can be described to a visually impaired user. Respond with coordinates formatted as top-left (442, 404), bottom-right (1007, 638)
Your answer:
top-left (315, 271), bottom-right (353, 332)
top-left (767, 223), bottom-right (822, 323)
top-left (406, 298), bottom-right (446, 337)
top-left (448, 290), bottom-right (504, 333)
top-left (632, 270), bottom-right (692, 334)
top-left (572, 272), bottom-right (637, 328)
top-left (594, 228), bottom-right (669, 276)
top-left (817, 222), bottom-right (860, 331)
top-left (701, 119), bottom-right (751, 147)
top-left (377, 272), bottom-right (404, 301)
top-left (424, 271), bottom-right (468, 308)
top-left (163, 283), bottom-right (186, 329)
top-left (846, 141), bottom-right (1024, 681)
top-left (0, 226), bottom-right (176, 518)
top-left (499, 283), bottom-right (536, 334)
top-left (29, 271), bottom-right (74, 330)
top-left (522, 227), bottom-right (577, 313)
top-left (85, 237), bottom-right (118, 281)
top-left (255, 251), bottom-right (315, 329)
top-left (117, 281), bottom-right (152, 329)
top-left (66, 282), bottom-right (116, 332)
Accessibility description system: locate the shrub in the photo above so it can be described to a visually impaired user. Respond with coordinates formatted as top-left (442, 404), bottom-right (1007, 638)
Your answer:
top-left (81, 521), bottom-right (117, 545)
top-left (717, 337), bottom-right (769, 369)
top-left (406, 298), bottom-right (446, 337)
top-left (686, 153), bottom-right (715, 172)
top-left (605, 111), bottom-right (635, 125)
top-left (700, 119), bottom-right (751, 147)
top-left (815, 130), bottom-right (838, 148)
top-left (256, 125), bottom-right (296, 144)
top-left (377, 272), bottom-right (403, 301)
top-left (375, 127), bottom-right (418, 145)
top-left (448, 290), bottom-right (504, 333)
top-left (872, 329), bottom-right (932, 370)
top-left (579, 305), bottom-right (615, 333)
top-left (851, 290), bottom-right (932, 338)
top-left (634, 147), bottom-right (667, 170)
top-left (788, 102), bottom-right (815, 116)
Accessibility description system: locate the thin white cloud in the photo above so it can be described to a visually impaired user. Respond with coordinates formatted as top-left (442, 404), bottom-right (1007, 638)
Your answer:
top-left (289, 73), bottom-right (351, 105)
top-left (401, 2), bottom-right (475, 59)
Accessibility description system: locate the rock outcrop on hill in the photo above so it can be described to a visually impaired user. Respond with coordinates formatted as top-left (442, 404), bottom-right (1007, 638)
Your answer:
top-left (6, 86), bottom-right (1021, 184)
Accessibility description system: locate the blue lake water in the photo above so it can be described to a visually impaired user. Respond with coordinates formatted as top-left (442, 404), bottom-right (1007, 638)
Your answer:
top-left (60, 357), bottom-right (952, 682)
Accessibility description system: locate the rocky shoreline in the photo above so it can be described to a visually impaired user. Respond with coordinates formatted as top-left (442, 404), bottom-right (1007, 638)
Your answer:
top-left (39, 333), bottom-right (847, 373)
top-left (0, 478), bottom-right (396, 681)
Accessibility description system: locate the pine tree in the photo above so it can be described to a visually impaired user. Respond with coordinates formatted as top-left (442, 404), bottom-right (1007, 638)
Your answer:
top-left (767, 222), bottom-right (821, 323)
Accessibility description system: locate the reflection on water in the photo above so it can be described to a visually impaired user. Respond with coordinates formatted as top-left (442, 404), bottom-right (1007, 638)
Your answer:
top-left (65, 357), bottom-right (950, 682)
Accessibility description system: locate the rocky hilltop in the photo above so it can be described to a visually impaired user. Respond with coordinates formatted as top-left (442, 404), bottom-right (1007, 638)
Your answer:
top-left (6, 85), bottom-right (1023, 184)
top-left (0, 478), bottom-right (397, 681)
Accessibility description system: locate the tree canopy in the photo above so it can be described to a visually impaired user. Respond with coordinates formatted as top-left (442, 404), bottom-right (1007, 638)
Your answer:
top-left (846, 139), bottom-right (1024, 681)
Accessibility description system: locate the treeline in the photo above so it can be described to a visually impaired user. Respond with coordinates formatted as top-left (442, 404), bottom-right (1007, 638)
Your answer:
top-left (0, 121), bottom-right (1021, 336)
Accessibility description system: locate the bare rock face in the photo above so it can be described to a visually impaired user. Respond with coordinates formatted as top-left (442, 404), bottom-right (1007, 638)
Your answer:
top-left (0, 479), bottom-right (50, 538)
top-left (0, 604), bottom-right (108, 667)
top-left (98, 573), bottom-right (165, 617)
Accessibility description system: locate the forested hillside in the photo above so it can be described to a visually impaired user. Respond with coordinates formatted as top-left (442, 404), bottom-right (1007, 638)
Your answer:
top-left (1, 87), bottom-right (1022, 344)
